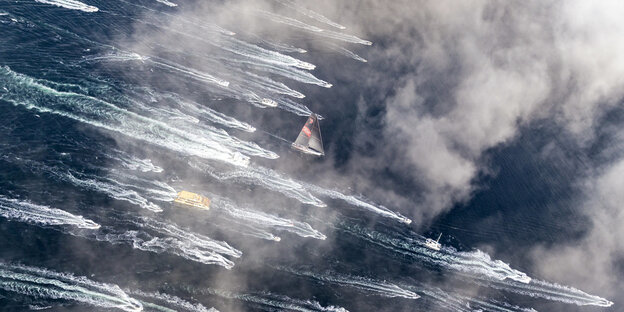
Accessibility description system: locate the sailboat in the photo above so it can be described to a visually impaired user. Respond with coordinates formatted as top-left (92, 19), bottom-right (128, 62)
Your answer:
top-left (424, 233), bottom-right (442, 251)
top-left (292, 113), bottom-right (325, 156)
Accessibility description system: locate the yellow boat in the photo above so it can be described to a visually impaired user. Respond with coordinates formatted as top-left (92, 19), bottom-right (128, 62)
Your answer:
top-left (173, 191), bottom-right (211, 211)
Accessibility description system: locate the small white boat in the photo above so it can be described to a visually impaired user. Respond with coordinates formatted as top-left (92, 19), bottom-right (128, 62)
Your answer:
top-left (424, 233), bottom-right (442, 251)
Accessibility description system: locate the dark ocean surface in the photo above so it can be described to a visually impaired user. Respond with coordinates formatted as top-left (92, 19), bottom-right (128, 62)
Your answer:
top-left (0, 1), bottom-right (618, 311)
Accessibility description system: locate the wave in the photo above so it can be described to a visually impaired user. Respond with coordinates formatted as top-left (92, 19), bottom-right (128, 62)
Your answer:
top-left (0, 66), bottom-right (249, 167)
top-left (34, 0), bottom-right (99, 13)
top-left (0, 196), bottom-right (100, 230)
top-left (0, 263), bottom-right (142, 311)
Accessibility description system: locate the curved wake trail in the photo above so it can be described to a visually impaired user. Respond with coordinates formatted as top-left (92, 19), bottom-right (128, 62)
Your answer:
top-left (0, 196), bottom-right (100, 230)
top-left (126, 290), bottom-right (217, 312)
top-left (34, 0), bottom-right (99, 12)
top-left (211, 196), bottom-right (326, 240)
top-left (0, 263), bottom-right (142, 311)
top-left (0, 66), bottom-right (249, 167)
top-left (481, 278), bottom-right (613, 308)
top-left (275, 267), bottom-right (419, 300)
top-left (275, 0), bottom-right (347, 30)
top-left (173, 286), bottom-right (348, 312)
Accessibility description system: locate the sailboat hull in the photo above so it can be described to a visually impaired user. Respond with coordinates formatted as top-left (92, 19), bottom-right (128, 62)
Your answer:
top-left (292, 143), bottom-right (324, 157)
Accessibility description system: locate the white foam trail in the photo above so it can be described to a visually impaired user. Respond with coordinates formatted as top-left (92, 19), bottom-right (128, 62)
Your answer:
top-left (4, 156), bottom-right (172, 212)
top-left (0, 66), bottom-right (249, 167)
top-left (0, 196), bottom-right (100, 230)
top-left (243, 71), bottom-right (305, 99)
top-left (275, 0), bottom-right (347, 30)
top-left (179, 287), bottom-right (347, 312)
top-left (155, 0), bottom-right (177, 7)
top-left (211, 196), bottom-right (326, 240)
top-left (170, 95), bottom-right (256, 132)
top-left (219, 36), bottom-right (316, 70)
top-left (89, 216), bottom-right (241, 269)
top-left (222, 57), bottom-right (332, 88)
top-left (404, 283), bottom-right (536, 312)
top-left (107, 149), bottom-right (163, 173)
top-left (276, 97), bottom-right (315, 117)
top-left (330, 46), bottom-right (367, 63)
top-left (316, 29), bottom-right (372, 46)
top-left (255, 10), bottom-right (370, 45)
top-left (481, 278), bottom-right (613, 307)
top-left (82, 51), bottom-right (149, 63)
top-left (35, 0), bottom-right (99, 12)
top-left (0, 263), bottom-right (142, 311)
top-left (189, 161), bottom-right (326, 207)
top-left (258, 10), bottom-right (324, 32)
top-left (251, 35), bottom-right (307, 54)
top-left (149, 58), bottom-right (230, 88)
top-left (121, 94), bottom-right (277, 159)
top-left (340, 223), bottom-right (531, 284)
top-left (134, 216), bottom-right (242, 259)
top-left (304, 184), bottom-right (412, 224)
top-left (276, 267), bottom-right (419, 300)
top-left (65, 172), bottom-right (164, 212)
top-left (127, 290), bottom-right (217, 312)
top-left (115, 0), bottom-right (234, 36)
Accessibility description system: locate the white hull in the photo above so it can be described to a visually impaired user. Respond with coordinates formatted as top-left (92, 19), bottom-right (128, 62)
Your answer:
top-left (292, 143), bottom-right (324, 156)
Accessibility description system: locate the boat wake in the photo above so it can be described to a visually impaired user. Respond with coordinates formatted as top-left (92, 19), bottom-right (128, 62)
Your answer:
top-left (0, 66), bottom-right (249, 167)
top-left (34, 0), bottom-right (99, 13)
top-left (275, 267), bottom-right (419, 300)
top-left (0, 196), bottom-right (100, 230)
top-left (211, 196), bottom-right (326, 240)
top-left (480, 278), bottom-right (614, 307)
top-left (0, 263), bottom-right (142, 311)
top-left (127, 289), bottom-right (218, 312)
top-left (85, 215), bottom-right (241, 270)
top-left (173, 286), bottom-right (348, 312)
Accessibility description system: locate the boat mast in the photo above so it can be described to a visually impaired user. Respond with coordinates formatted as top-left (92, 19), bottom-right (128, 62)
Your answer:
top-left (436, 233), bottom-right (442, 243)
